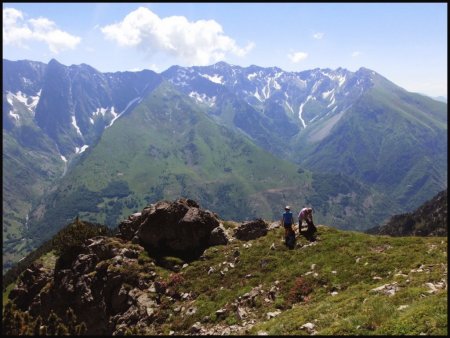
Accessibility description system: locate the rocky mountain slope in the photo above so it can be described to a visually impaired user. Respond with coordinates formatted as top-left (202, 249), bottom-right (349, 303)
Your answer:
top-left (3, 199), bottom-right (447, 335)
top-left (367, 189), bottom-right (447, 236)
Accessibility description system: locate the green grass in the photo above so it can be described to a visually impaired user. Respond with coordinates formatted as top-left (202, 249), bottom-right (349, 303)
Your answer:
top-left (139, 225), bottom-right (447, 335)
top-left (3, 220), bottom-right (447, 335)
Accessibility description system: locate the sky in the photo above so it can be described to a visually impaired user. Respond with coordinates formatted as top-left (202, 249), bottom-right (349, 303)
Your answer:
top-left (3, 2), bottom-right (447, 97)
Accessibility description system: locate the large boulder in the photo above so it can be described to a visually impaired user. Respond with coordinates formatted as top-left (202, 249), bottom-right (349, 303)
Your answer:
top-left (233, 219), bottom-right (268, 241)
top-left (126, 199), bottom-right (220, 259)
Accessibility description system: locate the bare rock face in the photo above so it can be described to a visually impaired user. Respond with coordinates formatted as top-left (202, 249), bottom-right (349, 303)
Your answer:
top-left (8, 262), bottom-right (52, 311)
top-left (233, 219), bottom-right (268, 241)
top-left (119, 198), bottom-right (221, 259)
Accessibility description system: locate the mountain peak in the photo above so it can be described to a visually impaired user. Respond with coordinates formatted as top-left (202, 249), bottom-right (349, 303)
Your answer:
top-left (48, 58), bottom-right (62, 66)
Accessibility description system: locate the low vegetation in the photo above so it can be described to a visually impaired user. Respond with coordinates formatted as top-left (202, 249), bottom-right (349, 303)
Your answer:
top-left (3, 221), bottom-right (447, 335)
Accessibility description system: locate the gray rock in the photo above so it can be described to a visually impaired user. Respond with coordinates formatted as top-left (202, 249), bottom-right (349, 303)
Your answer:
top-left (135, 199), bottom-right (220, 258)
top-left (209, 225), bottom-right (229, 246)
top-left (234, 219), bottom-right (268, 241)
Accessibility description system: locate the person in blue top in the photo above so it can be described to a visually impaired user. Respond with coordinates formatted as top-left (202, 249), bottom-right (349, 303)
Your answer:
top-left (281, 205), bottom-right (296, 249)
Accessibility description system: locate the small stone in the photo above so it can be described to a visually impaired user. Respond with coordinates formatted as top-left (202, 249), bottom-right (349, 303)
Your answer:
top-left (397, 305), bottom-right (409, 310)
top-left (216, 308), bottom-right (227, 318)
top-left (300, 322), bottom-right (316, 333)
top-left (257, 331), bottom-right (269, 336)
top-left (331, 291), bottom-right (338, 296)
top-left (190, 322), bottom-right (202, 333)
top-left (266, 310), bottom-right (281, 319)
top-left (311, 264), bottom-right (316, 270)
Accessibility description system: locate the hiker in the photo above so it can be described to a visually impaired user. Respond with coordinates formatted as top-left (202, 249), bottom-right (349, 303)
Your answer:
top-left (281, 206), bottom-right (296, 249)
top-left (298, 207), bottom-right (317, 241)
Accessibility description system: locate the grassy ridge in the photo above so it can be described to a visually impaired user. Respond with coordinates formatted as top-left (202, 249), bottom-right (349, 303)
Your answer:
top-left (164, 225), bottom-right (447, 335)
top-left (3, 222), bottom-right (446, 335)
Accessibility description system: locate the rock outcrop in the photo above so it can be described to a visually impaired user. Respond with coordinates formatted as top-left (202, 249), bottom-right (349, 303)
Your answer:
top-left (8, 236), bottom-right (161, 335)
top-left (233, 219), bottom-right (268, 241)
top-left (118, 198), bottom-right (221, 259)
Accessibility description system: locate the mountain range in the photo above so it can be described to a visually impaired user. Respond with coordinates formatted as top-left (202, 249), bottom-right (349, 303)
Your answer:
top-left (2, 58), bottom-right (447, 272)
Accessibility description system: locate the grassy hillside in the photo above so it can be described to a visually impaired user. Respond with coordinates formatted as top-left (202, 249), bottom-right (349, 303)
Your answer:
top-left (26, 82), bottom-right (389, 249)
top-left (3, 223), bottom-right (447, 335)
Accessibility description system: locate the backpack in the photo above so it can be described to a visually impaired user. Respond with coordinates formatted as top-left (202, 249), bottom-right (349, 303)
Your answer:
top-left (285, 230), bottom-right (296, 249)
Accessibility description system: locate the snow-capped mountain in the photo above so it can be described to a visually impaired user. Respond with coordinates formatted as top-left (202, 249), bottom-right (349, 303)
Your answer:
top-left (160, 62), bottom-right (382, 157)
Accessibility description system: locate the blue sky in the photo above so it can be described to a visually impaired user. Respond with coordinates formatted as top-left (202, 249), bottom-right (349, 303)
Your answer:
top-left (3, 2), bottom-right (447, 97)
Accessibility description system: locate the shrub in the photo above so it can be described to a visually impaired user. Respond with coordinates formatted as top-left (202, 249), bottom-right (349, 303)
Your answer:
top-left (287, 276), bottom-right (313, 304)
top-left (52, 218), bottom-right (111, 269)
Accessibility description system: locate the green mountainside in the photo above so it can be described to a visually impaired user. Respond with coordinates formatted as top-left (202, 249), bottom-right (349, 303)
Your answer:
top-left (27, 82), bottom-right (389, 249)
top-left (3, 113), bottom-right (64, 272)
top-left (3, 211), bottom-right (447, 335)
top-left (295, 72), bottom-right (447, 212)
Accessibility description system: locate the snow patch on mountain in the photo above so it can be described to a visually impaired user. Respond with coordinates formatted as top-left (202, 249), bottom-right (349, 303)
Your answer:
top-left (247, 72), bottom-right (257, 81)
top-left (75, 145), bottom-right (89, 154)
top-left (9, 111), bottom-right (20, 121)
top-left (338, 75), bottom-right (347, 87)
top-left (189, 91), bottom-right (216, 107)
top-left (327, 92), bottom-right (336, 108)
top-left (60, 155), bottom-right (67, 162)
top-left (200, 73), bottom-right (223, 84)
top-left (6, 90), bottom-right (41, 115)
top-left (263, 80), bottom-right (271, 99)
top-left (107, 98), bottom-right (140, 129)
top-left (254, 88), bottom-right (263, 102)
top-left (28, 90), bottom-right (41, 111)
top-left (13, 91), bottom-right (29, 106)
top-left (92, 107), bottom-right (108, 117)
top-left (322, 89), bottom-right (334, 99)
top-left (273, 80), bottom-right (281, 90)
top-left (71, 116), bottom-right (82, 136)
top-left (110, 106), bottom-right (117, 118)
top-left (299, 95), bottom-right (313, 128)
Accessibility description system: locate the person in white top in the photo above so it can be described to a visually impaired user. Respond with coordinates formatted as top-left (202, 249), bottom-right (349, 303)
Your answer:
top-left (298, 207), bottom-right (317, 240)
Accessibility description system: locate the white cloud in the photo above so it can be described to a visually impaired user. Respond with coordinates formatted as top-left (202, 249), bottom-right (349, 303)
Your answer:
top-left (352, 51), bottom-right (362, 57)
top-left (3, 7), bottom-right (81, 53)
top-left (100, 7), bottom-right (254, 66)
top-left (313, 32), bottom-right (324, 40)
top-left (288, 51), bottom-right (308, 63)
